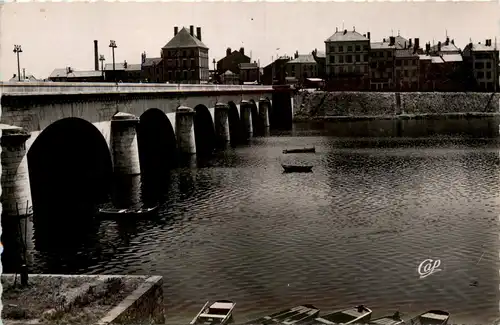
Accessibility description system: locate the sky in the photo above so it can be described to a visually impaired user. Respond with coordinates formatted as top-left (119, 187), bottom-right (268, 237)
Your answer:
top-left (0, 1), bottom-right (499, 81)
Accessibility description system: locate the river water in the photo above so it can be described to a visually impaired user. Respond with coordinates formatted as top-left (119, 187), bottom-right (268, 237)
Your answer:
top-left (5, 118), bottom-right (500, 324)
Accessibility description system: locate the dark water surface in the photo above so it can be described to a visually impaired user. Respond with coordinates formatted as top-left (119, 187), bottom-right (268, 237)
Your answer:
top-left (7, 118), bottom-right (500, 324)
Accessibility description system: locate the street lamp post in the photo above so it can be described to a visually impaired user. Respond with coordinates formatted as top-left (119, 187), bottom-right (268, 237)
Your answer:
top-left (99, 54), bottom-right (105, 79)
top-left (109, 40), bottom-right (117, 80)
top-left (212, 58), bottom-right (216, 83)
top-left (13, 45), bottom-right (22, 82)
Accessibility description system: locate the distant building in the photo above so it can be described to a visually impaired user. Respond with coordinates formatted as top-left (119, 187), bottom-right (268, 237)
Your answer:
top-left (262, 56), bottom-right (291, 85)
top-left (369, 38), bottom-right (396, 91)
top-left (311, 49), bottom-right (326, 80)
top-left (48, 67), bottom-right (104, 82)
top-left (394, 37), bottom-right (421, 91)
top-left (463, 39), bottom-right (499, 92)
top-left (9, 73), bottom-right (41, 82)
top-left (162, 25), bottom-right (209, 84)
top-left (104, 61), bottom-right (142, 82)
top-left (239, 62), bottom-right (260, 84)
top-left (285, 51), bottom-right (319, 85)
top-left (220, 70), bottom-right (239, 84)
top-left (325, 28), bottom-right (370, 90)
top-left (141, 53), bottom-right (163, 83)
top-left (427, 37), bottom-right (464, 91)
top-left (217, 47), bottom-right (251, 79)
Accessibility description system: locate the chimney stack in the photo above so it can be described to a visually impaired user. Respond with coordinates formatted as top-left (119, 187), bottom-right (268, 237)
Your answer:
top-left (451, 39), bottom-right (454, 45)
top-left (174, 26), bottom-right (178, 36)
top-left (426, 42), bottom-right (430, 54)
top-left (196, 27), bottom-right (202, 41)
top-left (367, 32), bottom-right (371, 40)
top-left (294, 50), bottom-right (299, 59)
top-left (446, 37), bottom-right (450, 45)
top-left (343, 29), bottom-right (347, 35)
top-left (415, 38), bottom-right (420, 50)
top-left (240, 47), bottom-right (245, 55)
top-left (389, 36), bottom-right (395, 46)
top-left (438, 41), bottom-right (441, 52)
top-left (141, 52), bottom-right (146, 64)
top-left (94, 40), bottom-right (99, 71)
top-left (227, 47), bottom-right (231, 56)
top-left (190, 25), bottom-right (194, 36)
top-left (409, 38), bottom-right (412, 48)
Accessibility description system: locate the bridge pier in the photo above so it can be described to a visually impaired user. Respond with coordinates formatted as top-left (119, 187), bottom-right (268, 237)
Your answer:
top-left (214, 103), bottom-right (230, 145)
top-left (240, 100), bottom-right (253, 138)
top-left (0, 125), bottom-right (32, 217)
top-left (258, 99), bottom-right (271, 129)
top-left (176, 106), bottom-right (196, 155)
top-left (111, 112), bottom-right (141, 175)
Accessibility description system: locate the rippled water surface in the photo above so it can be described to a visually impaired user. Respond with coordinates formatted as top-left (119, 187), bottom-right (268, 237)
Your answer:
top-left (9, 119), bottom-right (500, 324)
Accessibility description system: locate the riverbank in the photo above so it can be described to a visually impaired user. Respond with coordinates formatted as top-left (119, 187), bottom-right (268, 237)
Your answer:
top-left (2, 274), bottom-right (165, 325)
top-left (293, 91), bottom-right (500, 121)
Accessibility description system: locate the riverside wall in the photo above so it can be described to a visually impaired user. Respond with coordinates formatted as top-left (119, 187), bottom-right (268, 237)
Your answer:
top-left (293, 91), bottom-right (500, 120)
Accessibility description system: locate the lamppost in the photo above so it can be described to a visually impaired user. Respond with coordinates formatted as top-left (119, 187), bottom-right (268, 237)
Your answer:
top-left (109, 40), bottom-right (117, 80)
top-left (13, 45), bottom-right (22, 82)
top-left (212, 58), bottom-right (216, 83)
top-left (99, 54), bottom-right (105, 78)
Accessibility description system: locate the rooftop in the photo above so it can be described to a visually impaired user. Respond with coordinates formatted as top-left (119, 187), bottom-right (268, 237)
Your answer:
top-left (326, 30), bottom-right (369, 42)
top-left (49, 69), bottom-right (103, 79)
top-left (162, 27), bottom-right (208, 49)
top-left (239, 62), bottom-right (259, 70)
top-left (431, 40), bottom-right (460, 53)
top-left (143, 57), bottom-right (163, 67)
top-left (395, 48), bottom-right (419, 58)
top-left (288, 54), bottom-right (317, 64)
top-left (468, 42), bottom-right (499, 52)
top-left (441, 53), bottom-right (463, 62)
top-left (370, 42), bottom-right (395, 50)
top-left (104, 63), bottom-right (142, 71)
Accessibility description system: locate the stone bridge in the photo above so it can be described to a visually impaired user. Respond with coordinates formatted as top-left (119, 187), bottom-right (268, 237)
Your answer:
top-left (0, 82), bottom-right (294, 219)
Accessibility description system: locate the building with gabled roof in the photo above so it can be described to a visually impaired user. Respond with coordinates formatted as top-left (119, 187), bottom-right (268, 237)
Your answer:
top-left (462, 39), bottom-right (499, 91)
top-left (161, 25), bottom-right (209, 84)
top-left (285, 52), bottom-right (319, 85)
top-left (325, 27), bottom-right (371, 90)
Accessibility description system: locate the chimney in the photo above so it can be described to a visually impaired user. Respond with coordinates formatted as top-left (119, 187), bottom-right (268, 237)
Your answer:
top-left (174, 26), bottom-right (178, 36)
top-left (409, 38), bottom-right (412, 48)
top-left (451, 39), bottom-right (454, 45)
top-left (196, 27), bottom-right (202, 41)
top-left (367, 32), bottom-right (371, 40)
top-left (94, 40), bottom-right (99, 71)
top-left (426, 43), bottom-right (430, 54)
top-left (389, 36), bottom-right (395, 46)
top-left (240, 47), bottom-right (245, 55)
top-left (414, 38), bottom-right (420, 50)
top-left (141, 52), bottom-right (146, 64)
top-left (383, 38), bottom-right (386, 42)
top-left (363, 34), bottom-right (366, 38)
top-left (295, 50), bottom-right (299, 59)
top-left (446, 37), bottom-right (450, 45)
top-left (336, 27), bottom-right (338, 32)
top-left (190, 25), bottom-right (194, 36)
top-left (438, 41), bottom-right (441, 52)
top-left (344, 29), bottom-right (347, 35)
top-left (226, 47), bottom-right (231, 56)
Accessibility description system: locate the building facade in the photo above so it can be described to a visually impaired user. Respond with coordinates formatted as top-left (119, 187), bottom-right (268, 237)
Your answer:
top-left (369, 39), bottom-right (396, 91)
top-left (325, 28), bottom-right (370, 90)
top-left (162, 26), bottom-right (209, 84)
top-left (463, 39), bottom-right (499, 92)
top-left (285, 52), bottom-right (319, 85)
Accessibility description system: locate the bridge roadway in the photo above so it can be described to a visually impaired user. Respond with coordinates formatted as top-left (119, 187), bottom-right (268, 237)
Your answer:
top-left (0, 82), bottom-right (295, 219)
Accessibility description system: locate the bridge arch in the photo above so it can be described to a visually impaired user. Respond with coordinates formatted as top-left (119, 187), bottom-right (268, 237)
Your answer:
top-left (27, 117), bottom-right (113, 219)
top-left (228, 101), bottom-right (241, 145)
top-left (137, 108), bottom-right (177, 175)
top-left (193, 104), bottom-right (216, 156)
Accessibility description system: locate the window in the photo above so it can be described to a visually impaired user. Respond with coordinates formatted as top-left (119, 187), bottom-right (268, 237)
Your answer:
top-left (404, 70), bottom-right (409, 77)
top-left (388, 72), bottom-right (392, 79)
top-left (330, 55), bottom-right (335, 63)
top-left (396, 60), bottom-right (402, 66)
top-left (348, 46), bottom-right (353, 52)
top-left (346, 55), bottom-right (352, 63)
top-left (477, 71), bottom-right (484, 79)
top-left (339, 46), bottom-right (344, 52)
top-left (356, 45), bottom-right (361, 51)
top-left (475, 62), bottom-right (484, 69)
top-left (364, 55), bottom-right (369, 62)
top-left (355, 66), bottom-right (360, 73)
top-left (339, 56), bottom-right (344, 63)
top-left (363, 45), bottom-right (369, 51)
top-left (487, 71), bottom-right (492, 79)
top-left (388, 52), bottom-right (392, 58)
top-left (486, 62), bottom-right (492, 69)
top-left (330, 45), bottom-right (335, 52)
top-left (356, 55), bottom-right (360, 62)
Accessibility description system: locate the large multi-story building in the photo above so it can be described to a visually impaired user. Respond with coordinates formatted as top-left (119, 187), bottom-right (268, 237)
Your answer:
top-left (325, 28), bottom-right (370, 90)
top-left (217, 47), bottom-right (251, 79)
top-left (394, 38), bottom-right (421, 91)
top-left (285, 51), bottom-right (319, 85)
top-left (369, 38), bottom-right (396, 91)
top-left (161, 26), bottom-right (209, 84)
top-left (463, 39), bottom-right (499, 91)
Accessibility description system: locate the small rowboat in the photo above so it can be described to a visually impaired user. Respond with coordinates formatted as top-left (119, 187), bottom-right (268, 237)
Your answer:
top-left (313, 305), bottom-right (372, 325)
top-left (369, 312), bottom-right (404, 325)
top-left (282, 164), bottom-right (313, 173)
top-left (283, 147), bottom-right (316, 154)
top-left (190, 300), bottom-right (236, 325)
top-left (406, 310), bottom-right (450, 325)
top-left (244, 304), bottom-right (320, 325)
top-left (98, 205), bottom-right (159, 217)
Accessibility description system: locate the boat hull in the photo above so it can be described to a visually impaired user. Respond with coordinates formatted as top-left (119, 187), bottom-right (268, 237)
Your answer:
top-left (282, 165), bottom-right (313, 173)
top-left (283, 148), bottom-right (316, 154)
top-left (244, 304), bottom-right (320, 325)
top-left (407, 310), bottom-right (450, 325)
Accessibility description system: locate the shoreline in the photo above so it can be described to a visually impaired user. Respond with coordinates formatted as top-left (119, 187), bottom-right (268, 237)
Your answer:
top-left (292, 112), bottom-right (500, 122)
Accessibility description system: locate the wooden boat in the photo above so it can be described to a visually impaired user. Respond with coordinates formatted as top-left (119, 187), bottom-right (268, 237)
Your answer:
top-left (98, 205), bottom-right (159, 217)
top-left (243, 304), bottom-right (320, 325)
top-left (190, 300), bottom-right (236, 325)
top-left (282, 164), bottom-right (313, 173)
top-left (406, 310), bottom-right (449, 325)
top-left (283, 147), bottom-right (316, 154)
top-left (313, 305), bottom-right (372, 325)
top-left (369, 312), bottom-right (404, 325)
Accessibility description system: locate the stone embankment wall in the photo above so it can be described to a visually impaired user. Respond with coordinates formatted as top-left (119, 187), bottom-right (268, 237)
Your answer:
top-left (293, 91), bottom-right (500, 120)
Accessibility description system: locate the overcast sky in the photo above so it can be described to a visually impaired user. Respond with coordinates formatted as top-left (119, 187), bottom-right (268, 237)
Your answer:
top-left (1, 1), bottom-right (499, 81)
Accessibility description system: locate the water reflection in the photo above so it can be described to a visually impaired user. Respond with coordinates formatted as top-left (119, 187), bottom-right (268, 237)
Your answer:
top-left (3, 117), bottom-right (500, 324)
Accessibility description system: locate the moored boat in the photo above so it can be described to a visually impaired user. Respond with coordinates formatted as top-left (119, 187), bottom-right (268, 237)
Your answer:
top-left (313, 305), bottom-right (372, 325)
top-left (369, 312), bottom-right (404, 325)
top-left (282, 164), bottom-right (313, 173)
top-left (243, 304), bottom-right (320, 325)
top-left (406, 310), bottom-right (449, 325)
top-left (283, 147), bottom-right (316, 154)
top-left (98, 205), bottom-right (159, 217)
top-left (190, 300), bottom-right (236, 325)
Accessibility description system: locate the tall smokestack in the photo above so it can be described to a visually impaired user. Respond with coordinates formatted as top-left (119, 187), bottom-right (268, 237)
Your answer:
top-left (94, 40), bottom-right (99, 71)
